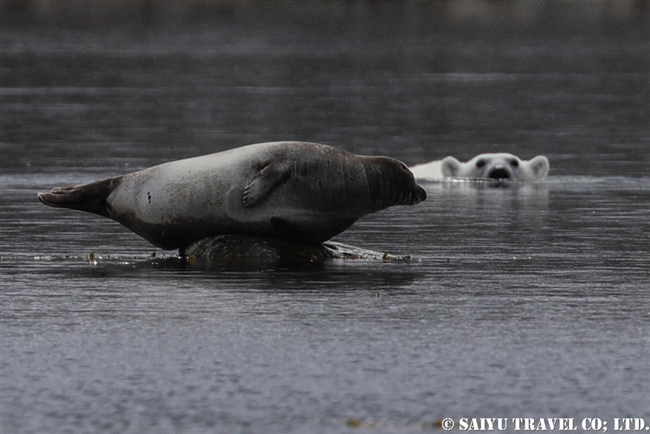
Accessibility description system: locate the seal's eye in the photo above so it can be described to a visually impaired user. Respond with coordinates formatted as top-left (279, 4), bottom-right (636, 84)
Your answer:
top-left (510, 159), bottom-right (519, 168)
top-left (476, 159), bottom-right (486, 168)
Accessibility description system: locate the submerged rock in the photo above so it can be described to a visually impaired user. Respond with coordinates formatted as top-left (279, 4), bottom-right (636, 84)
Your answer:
top-left (184, 234), bottom-right (411, 263)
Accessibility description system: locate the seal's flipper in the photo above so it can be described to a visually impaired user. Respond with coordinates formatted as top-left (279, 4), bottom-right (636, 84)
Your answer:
top-left (242, 160), bottom-right (293, 207)
top-left (270, 217), bottom-right (324, 244)
top-left (37, 177), bottom-right (116, 218)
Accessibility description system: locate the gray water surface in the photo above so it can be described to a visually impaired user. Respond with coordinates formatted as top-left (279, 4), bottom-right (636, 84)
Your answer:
top-left (1, 3), bottom-right (649, 433)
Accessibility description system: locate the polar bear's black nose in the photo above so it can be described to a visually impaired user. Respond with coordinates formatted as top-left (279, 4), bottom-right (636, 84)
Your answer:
top-left (488, 167), bottom-right (511, 180)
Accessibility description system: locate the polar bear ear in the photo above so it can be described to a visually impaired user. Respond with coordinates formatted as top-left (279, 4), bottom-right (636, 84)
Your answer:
top-left (441, 156), bottom-right (462, 177)
top-left (527, 156), bottom-right (550, 180)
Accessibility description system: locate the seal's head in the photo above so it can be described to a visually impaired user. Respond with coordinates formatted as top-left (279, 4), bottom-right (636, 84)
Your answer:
top-left (363, 156), bottom-right (427, 210)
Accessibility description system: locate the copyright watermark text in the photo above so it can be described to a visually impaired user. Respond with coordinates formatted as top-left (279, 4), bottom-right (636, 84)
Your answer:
top-left (439, 418), bottom-right (649, 432)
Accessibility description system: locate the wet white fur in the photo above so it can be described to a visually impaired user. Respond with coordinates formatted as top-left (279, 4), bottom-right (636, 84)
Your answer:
top-left (410, 153), bottom-right (549, 181)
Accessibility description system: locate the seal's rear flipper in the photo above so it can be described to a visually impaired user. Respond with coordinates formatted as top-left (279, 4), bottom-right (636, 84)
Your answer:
top-left (37, 177), bottom-right (116, 218)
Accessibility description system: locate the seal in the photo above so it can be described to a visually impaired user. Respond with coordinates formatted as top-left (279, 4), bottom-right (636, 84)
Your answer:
top-left (38, 141), bottom-right (426, 251)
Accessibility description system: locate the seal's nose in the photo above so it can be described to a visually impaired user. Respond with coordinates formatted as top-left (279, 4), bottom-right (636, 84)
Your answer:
top-left (488, 166), bottom-right (511, 180)
top-left (413, 186), bottom-right (427, 203)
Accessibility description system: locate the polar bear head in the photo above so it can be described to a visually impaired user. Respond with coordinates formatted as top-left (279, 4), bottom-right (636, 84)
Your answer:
top-left (440, 153), bottom-right (549, 181)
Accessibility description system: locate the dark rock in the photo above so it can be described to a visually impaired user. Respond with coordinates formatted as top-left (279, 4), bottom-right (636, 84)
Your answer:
top-left (184, 234), bottom-right (411, 263)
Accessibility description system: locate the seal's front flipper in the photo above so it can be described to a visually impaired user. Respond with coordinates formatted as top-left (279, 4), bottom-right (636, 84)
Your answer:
top-left (37, 177), bottom-right (116, 217)
top-left (242, 160), bottom-right (293, 208)
top-left (270, 217), bottom-right (324, 244)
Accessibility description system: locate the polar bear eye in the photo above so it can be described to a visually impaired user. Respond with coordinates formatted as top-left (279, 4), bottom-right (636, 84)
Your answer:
top-left (509, 159), bottom-right (519, 168)
top-left (476, 159), bottom-right (486, 168)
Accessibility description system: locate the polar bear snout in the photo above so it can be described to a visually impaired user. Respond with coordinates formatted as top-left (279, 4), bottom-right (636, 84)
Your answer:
top-left (487, 166), bottom-right (512, 180)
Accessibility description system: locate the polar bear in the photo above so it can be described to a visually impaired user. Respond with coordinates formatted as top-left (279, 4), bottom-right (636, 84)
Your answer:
top-left (409, 153), bottom-right (549, 181)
